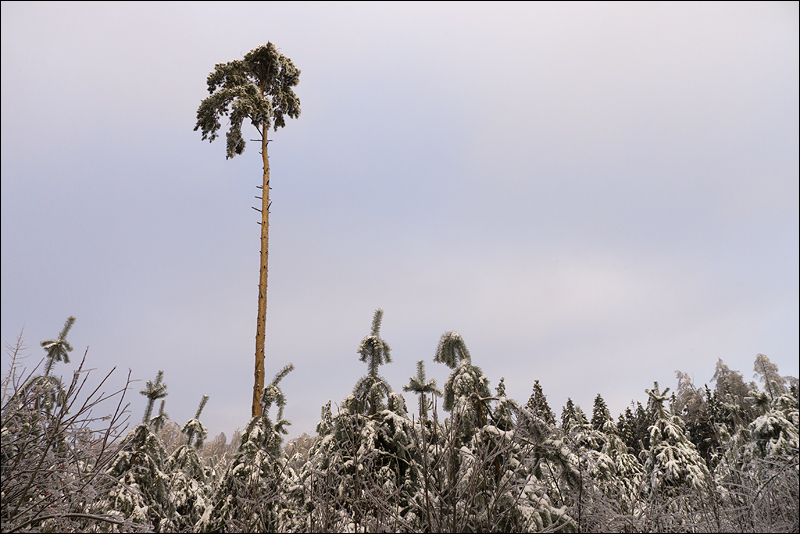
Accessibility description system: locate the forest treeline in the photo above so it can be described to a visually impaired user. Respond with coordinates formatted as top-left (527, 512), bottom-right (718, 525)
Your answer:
top-left (1, 311), bottom-right (798, 533)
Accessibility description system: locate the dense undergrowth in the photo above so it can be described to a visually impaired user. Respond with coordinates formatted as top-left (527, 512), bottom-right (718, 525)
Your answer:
top-left (2, 313), bottom-right (798, 532)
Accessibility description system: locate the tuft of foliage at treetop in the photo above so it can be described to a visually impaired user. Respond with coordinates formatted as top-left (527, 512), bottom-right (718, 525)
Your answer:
top-left (194, 42), bottom-right (301, 159)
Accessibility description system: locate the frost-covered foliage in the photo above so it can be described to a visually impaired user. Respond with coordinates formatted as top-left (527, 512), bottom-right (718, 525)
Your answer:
top-left (596, 418), bottom-right (644, 521)
top-left (591, 394), bottom-right (611, 432)
top-left (141, 370), bottom-right (168, 426)
top-left (403, 360), bottom-right (441, 421)
top-left (2, 371), bottom-right (133, 530)
top-left (560, 397), bottom-right (589, 434)
top-left (1, 321), bottom-right (139, 533)
top-left (642, 382), bottom-right (712, 497)
top-left (4, 319), bottom-right (798, 533)
top-left (285, 311), bottom-right (421, 531)
top-left (352, 309), bottom-right (394, 416)
top-left (40, 316), bottom-right (75, 377)
top-left (194, 42), bottom-right (301, 159)
top-left (293, 393), bottom-right (420, 532)
top-left (436, 331), bottom-right (492, 446)
top-left (100, 422), bottom-right (177, 531)
top-left (197, 365), bottom-right (294, 532)
top-left (712, 386), bottom-right (800, 533)
top-left (635, 382), bottom-right (715, 531)
top-left (452, 383), bottom-right (576, 532)
top-left (163, 396), bottom-right (213, 531)
top-left (166, 444), bottom-right (211, 532)
top-left (196, 415), bottom-right (290, 532)
top-left (90, 371), bottom-right (178, 530)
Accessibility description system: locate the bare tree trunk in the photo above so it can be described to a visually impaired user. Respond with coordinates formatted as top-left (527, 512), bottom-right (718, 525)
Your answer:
top-left (252, 124), bottom-right (270, 418)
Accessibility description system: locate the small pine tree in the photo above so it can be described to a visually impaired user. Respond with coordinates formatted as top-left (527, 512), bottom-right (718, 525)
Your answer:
top-left (753, 353), bottom-right (787, 402)
top-left (727, 390), bottom-right (800, 463)
top-left (198, 365), bottom-right (294, 532)
top-left (588, 417), bottom-right (644, 526)
top-left (712, 358), bottom-right (757, 426)
top-left (561, 398), bottom-right (588, 433)
top-left (102, 422), bottom-right (175, 531)
top-left (40, 316), bottom-right (75, 377)
top-left (292, 316), bottom-right (420, 532)
top-left (152, 399), bottom-right (169, 433)
top-left (521, 380), bottom-right (557, 442)
top-left (297, 391), bottom-right (417, 532)
top-left (591, 393), bottom-right (610, 432)
top-left (100, 370), bottom-right (176, 531)
top-left (435, 331), bottom-right (491, 445)
top-left (20, 316), bottom-right (77, 416)
top-left (492, 377), bottom-right (518, 431)
top-left (642, 382), bottom-right (712, 503)
top-left (167, 395), bottom-right (211, 531)
top-left (183, 394), bottom-right (210, 450)
top-left (403, 360), bottom-right (441, 421)
top-left (141, 370), bottom-right (168, 424)
top-left (353, 309), bottom-right (393, 415)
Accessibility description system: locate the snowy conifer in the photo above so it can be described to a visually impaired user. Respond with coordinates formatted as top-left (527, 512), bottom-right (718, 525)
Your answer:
top-left (713, 386), bottom-right (799, 532)
top-left (141, 370), bottom-right (168, 425)
top-left (197, 365), bottom-right (294, 532)
top-left (640, 381), bottom-right (712, 529)
top-left (183, 395), bottom-right (210, 451)
top-left (525, 380), bottom-right (557, 427)
top-left (353, 309), bottom-right (393, 415)
top-left (673, 371), bottom-right (720, 468)
top-left (591, 394), bottom-right (610, 432)
top-left (560, 398), bottom-right (588, 434)
top-left (555, 396), bottom-right (623, 531)
top-left (616, 401), bottom-right (653, 458)
top-left (457, 420), bottom-right (577, 532)
top-left (99, 370), bottom-right (176, 531)
top-left (165, 395), bottom-right (212, 531)
top-left (14, 317), bottom-right (77, 418)
top-left (291, 312), bottom-right (423, 531)
top-left (403, 360), bottom-right (441, 421)
top-left (435, 331), bottom-right (492, 446)
top-left (599, 417), bottom-right (643, 520)
top-left (753, 353), bottom-right (788, 402)
top-left (492, 378), bottom-right (517, 431)
top-left (295, 391), bottom-right (418, 532)
top-left (721, 388), bottom-right (799, 469)
top-left (712, 358), bottom-right (758, 427)
top-left (152, 399), bottom-right (169, 433)
top-left (101, 421), bottom-right (175, 531)
top-left (40, 316), bottom-right (75, 377)
top-left (195, 42), bottom-right (301, 420)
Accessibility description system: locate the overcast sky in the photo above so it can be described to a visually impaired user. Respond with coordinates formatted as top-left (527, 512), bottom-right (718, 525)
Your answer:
top-left (2, 1), bottom-right (798, 443)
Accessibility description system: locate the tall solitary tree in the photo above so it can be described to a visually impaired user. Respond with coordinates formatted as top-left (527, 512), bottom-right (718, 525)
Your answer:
top-left (195, 43), bottom-right (301, 417)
